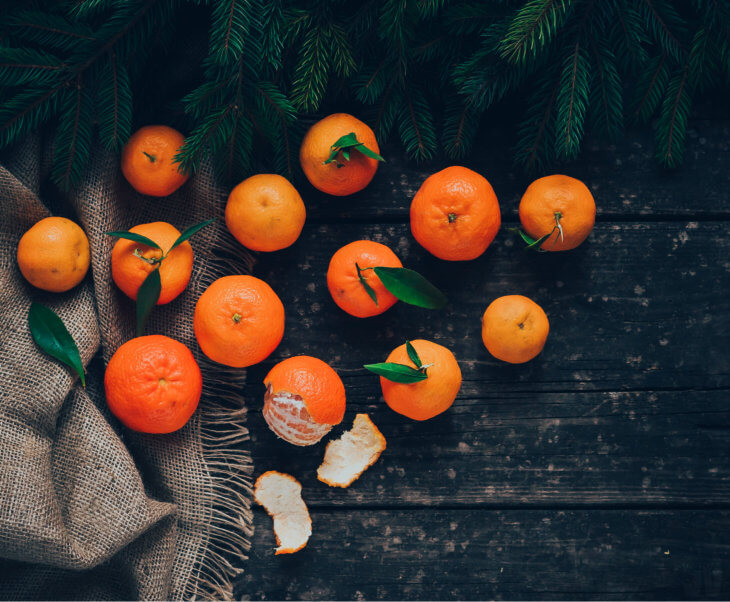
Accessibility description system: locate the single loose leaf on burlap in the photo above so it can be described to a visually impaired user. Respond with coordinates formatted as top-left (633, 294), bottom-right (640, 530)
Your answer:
top-left (363, 362), bottom-right (428, 383)
top-left (28, 302), bottom-right (85, 387)
top-left (373, 267), bottom-right (447, 309)
top-left (136, 268), bottom-right (161, 335)
top-left (169, 218), bottom-right (215, 252)
top-left (105, 230), bottom-right (161, 250)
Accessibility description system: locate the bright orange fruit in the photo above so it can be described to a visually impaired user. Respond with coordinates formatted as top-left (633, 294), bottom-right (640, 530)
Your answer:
top-left (111, 221), bottom-right (193, 305)
top-left (481, 295), bottom-right (549, 363)
top-left (225, 174), bottom-right (306, 252)
top-left (326, 240), bottom-right (403, 318)
top-left (299, 113), bottom-right (381, 196)
top-left (104, 335), bottom-right (202, 433)
top-left (194, 275), bottom-right (285, 368)
top-left (17, 216), bottom-right (90, 292)
top-left (519, 174), bottom-right (596, 251)
top-left (121, 125), bottom-right (189, 197)
top-left (263, 355), bottom-right (346, 446)
top-left (379, 339), bottom-right (462, 421)
top-left (410, 166), bottom-right (501, 261)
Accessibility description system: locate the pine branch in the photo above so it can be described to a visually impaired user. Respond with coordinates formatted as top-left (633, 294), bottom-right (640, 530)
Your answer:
top-left (655, 64), bottom-right (690, 167)
top-left (499, 0), bottom-right (572, 64)
top-left (51, 76), bottom-right (93, 190)
top-left (398, 86), bottom-right (437, 160)
top-left (6, 11), bottom-right (96, 51)
top-left (97, 50), bottom-right (132, 151)
top-left (632, 53), bottom-right (669, 122)
top-left (555, 42), bottom-right (591, 159)
top-left (588, 39), bottom-right (623, 140)
top-left (0, 48), bottom-right (65, 87)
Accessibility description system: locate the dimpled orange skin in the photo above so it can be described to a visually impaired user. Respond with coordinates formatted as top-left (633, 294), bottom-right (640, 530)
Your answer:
top-left (327, 240), bottom-right (403, 318)
top-left (194, 275), bottom-right (285, 368)
top-left (104, 335), bottom-right (202, 433)
top-left (265, 356), bottom-right (346, 425)
top-left (519, 174), bottom-right (596, 251)
top-left (299, 113), bottom-right (380, 196)
top-left (481, 295), bottom-right (550, 364)
top-left (17, 217), bottom-right (90, 292)
top-left (410, 166), bottom-right (501, 261)
top-left (111, 222), bottom-right (193, 305)
top-left (121, 125), bottom-right (189, 197)
top-left (226, 174), bottom-right (306, 252)
top-left (380, 339), bottom-right (462, 421)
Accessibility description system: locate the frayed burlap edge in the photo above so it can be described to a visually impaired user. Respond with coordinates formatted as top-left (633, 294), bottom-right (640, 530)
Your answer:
top-left (181, 233), bottom-right (257, 601)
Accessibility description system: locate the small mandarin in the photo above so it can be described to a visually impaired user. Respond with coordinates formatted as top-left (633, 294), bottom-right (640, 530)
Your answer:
top-left (17, 217), bottom-right (90, 292)
top-left (263, 355), bottom-right (346, 446)
top-left (410, 166), bottom-right (501, 261)
top-left (226, 174), bottom-right (306, 252)
top-left (299, 113), bottom-right (380, 196)
top-left (121, 125), bottom-right (188, 197)
top-left (111, 221), bottom-right (193, 304)
top-left (519, 174), bottom-right (596, 251)
top-left (481, 295), bottom-right (549, 363)
top-left (326, 240), bottom-right (402, 318)
top-left (380, 339), bottom-right (462, 421)
top-left (194, 275), bottom-right (285, 368)
top-left (104, 335), bottom-right (202, 433)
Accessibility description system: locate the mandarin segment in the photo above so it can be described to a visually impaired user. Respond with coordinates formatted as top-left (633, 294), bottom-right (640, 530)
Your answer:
top-left (225, 174), bottom-right (306, 252)
top-left (254, 471), bottom-right (312, 555)
top-left (326, 240), bottom-right (403, 318)
top-left (121, 125), bottom-right (189, 197)
top-left (104, 335), bottom-right (202, 433)
top-left (380, 339), bottom-right (462, 421)
top-left (410, 166), bottom-right (501, 261)
top-left (194, 275), bottom-right (285, 368)
top-left (518, 174), bottom-right (596, 251)
top-left (17, 217), bottom-right (90, 293)
top-left (111, 221), bottom-right (194, 304)
top-left (299, 113), bottom-right (380, 196)
top-left (263, 356), bottom-right (346, 446)
top-left (317, 413), bottom-right (386, 488)
top-left (481, 295), bottom-right (550, 363)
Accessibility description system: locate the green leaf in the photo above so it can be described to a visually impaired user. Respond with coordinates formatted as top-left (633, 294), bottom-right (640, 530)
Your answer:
top-left (169, 218), bottom-right (215, 252)
top-left (373, 267), bottom-right (447, 309)
top-left (136, 268), bottom-right (161, 336)
top-left (524, 231), bottom-right (553, 251)
top-left (28, 302), bottom-right (85, 387)
top-left (356, 262), bottom-right (378, 306)
top-left (406, 340), bottom-right (421, 368)
top-left (324, 132), bottom-right (385, 165)
top-left (105, 231), bottom-right (161, 250)
top-left (363, 362), bottom-right (428, 384)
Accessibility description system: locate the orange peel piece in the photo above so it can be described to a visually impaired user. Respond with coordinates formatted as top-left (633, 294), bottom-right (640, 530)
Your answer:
top-left (254, 471), bottom-right (311, 554)
top-left (317, 414), bottom-right (386, 488)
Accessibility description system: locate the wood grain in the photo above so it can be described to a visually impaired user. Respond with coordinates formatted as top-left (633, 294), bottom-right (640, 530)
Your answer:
top-left (241, 509), bottom-right (730, 600)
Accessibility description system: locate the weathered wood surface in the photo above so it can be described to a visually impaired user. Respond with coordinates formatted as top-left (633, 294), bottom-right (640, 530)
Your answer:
top-left (242, 510), bottom-right (730, 600)
top-left (237, 122), bottom-right (730, 599)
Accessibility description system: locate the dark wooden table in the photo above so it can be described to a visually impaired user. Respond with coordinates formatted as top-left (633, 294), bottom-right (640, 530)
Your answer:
top-left (235, 117), bottom-right (730, 600)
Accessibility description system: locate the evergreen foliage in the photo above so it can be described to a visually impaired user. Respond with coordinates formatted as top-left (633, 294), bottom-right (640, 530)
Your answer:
top-left (0, 0), bottom-right (728, 190)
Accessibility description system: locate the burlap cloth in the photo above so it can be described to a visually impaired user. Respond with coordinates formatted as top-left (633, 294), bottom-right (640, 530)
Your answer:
top-left (0, 134), bottom-right (255, 600)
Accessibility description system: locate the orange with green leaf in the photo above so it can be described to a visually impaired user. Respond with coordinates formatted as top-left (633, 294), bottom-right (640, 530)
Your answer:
top-left (299, 113), bottom-right (383, 196)
top-left (107, 219), bottom-right (213, 334)
top-left (327, 240), bottom-right (447, 318)
top-left (365, 339), bottom-right (462, 421)
top-left (515, 174), bottom-right (596, 251)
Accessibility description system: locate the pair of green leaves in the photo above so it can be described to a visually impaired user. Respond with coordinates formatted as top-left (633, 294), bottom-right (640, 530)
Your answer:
top-left (356, 264), bottom-right (447, 310)
top-left (28, 302), bottom-right (85, 387)
top-left (106, 219), bottom-right (214, 335)
top-left (510, 212), bottom-right (565, 252)
top-left (364, 341), bottom-right (429, 384)
top-left (324, 132), bottom-right (385, 167)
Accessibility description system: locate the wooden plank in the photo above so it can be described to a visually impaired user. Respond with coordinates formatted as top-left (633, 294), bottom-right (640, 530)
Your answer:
top-left (251, 221), bottom-right (730, 393)
top-left (242, 221), bottom-right (730, 505)
top-left (247, 388), bottom-right (730, 506)
top-left (298, 120), bottom-right (730, 220)
top-left (238, 509), bottom-right (730, 600)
